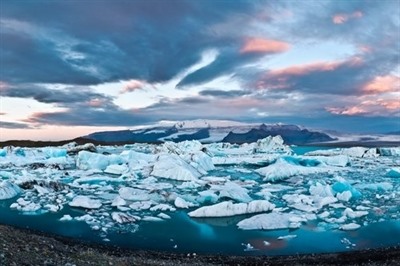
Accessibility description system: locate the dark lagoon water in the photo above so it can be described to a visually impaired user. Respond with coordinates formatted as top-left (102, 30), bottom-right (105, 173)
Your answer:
top-left (1, 199), bottom-right (399, 256)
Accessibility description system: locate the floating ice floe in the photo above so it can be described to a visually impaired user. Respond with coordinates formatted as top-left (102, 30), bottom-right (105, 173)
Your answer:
top-left (340, 223), bottom-right (361, 231)
top-left (188, 200), bottom-right (275, 218)
top-left (237, 212), bottom-right (311, 230)
top-left (69, 195), bottom-right (102, 209)
top-left (104, 164), bottom-right (129, 175)
top-left (306, 147), bottom-right (378, 158)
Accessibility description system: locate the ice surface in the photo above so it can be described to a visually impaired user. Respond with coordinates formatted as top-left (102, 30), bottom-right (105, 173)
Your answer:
top-left (188, 200), bottom-right (275, 218)
top-left (0, 181), bottom-right (21, 200)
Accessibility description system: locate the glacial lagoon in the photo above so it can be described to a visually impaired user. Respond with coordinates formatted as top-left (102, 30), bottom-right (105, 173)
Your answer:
top-left (0, 137), bottom-right (399, 256)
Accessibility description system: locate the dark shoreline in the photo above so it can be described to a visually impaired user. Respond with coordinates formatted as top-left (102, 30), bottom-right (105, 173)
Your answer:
top-left (0, 224), bottom-right (399, 265)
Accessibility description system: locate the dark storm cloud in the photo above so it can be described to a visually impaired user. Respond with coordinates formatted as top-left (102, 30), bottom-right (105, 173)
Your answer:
top-left (199, 89), bottom-right (249, 98)
top-left (1, 84), bottom-right (114, 104)
top-left (0, 121), bottom-right (31, 129)
top-left (0, 0), bottom-right (258, 85)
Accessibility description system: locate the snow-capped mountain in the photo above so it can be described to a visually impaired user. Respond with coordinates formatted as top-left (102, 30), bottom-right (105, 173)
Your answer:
top-left (84, 120), bottom-right (336, 145)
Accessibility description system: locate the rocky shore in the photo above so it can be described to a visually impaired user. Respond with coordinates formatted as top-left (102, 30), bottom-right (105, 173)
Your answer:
top-left (0, 224), bottom-right (399, 266)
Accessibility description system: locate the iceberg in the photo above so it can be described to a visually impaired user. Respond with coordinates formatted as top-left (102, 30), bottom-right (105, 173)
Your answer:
top-left (77, 151), bottom-right (123, 171)
top-left (0, 181), bottom-right (21, 200)
top-left (151, 153), bottom-right (202, 181)
top-left (251, 136), bottom-right (293, 154)
top-left (69, 195), bottom-right (102, 209)
top-left (41, 147), bottom-right (67, 158)
top-left (387, 167), bottom-right (400, 178)
top-left (257, 157), bottom-right (336, 181)
top-left (188, 200), bottom-right (275, 218)
top-left (378, 147), bottom-right (400, 156)
top-left (111, 212), bottom-right (137, 224)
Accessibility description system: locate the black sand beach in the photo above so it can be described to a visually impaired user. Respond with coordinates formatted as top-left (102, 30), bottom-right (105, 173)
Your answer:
top-left (0, 224), bottom-right (399, 266)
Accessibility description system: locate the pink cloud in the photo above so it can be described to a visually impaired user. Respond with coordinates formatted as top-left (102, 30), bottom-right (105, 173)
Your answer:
top-left (268, 57), bottom-right (363, 77)
top-left (362, 75), bottom-right (400, 94)
top-left (87, 98), bottom-right (107, 108)
top-left (240, 37), bottom-right (290, 54)
top-left (120, 79), bottom-right (150, 94)
top-left (332, 11), bottom-right (363, 24)
top-left (326, 99), bottom-right (400, 116)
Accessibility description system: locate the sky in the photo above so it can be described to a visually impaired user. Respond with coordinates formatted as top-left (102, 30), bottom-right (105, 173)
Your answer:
top-left (0, 0), bottom-right (399, 141)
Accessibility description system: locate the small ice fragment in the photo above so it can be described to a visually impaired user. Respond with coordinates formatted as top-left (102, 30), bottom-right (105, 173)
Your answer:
top-left (60, 214), bottom-right (73, 221)
top-left (278, 234), bottom-right (297, 240)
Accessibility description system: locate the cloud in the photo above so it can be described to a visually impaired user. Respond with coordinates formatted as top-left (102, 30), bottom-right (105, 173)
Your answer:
top-left (332, 11), bottom-right (363, 24)
top-left (253, 57), bottom-right (366, 94)
top-left (0, 121), bottom-right (31, 129)
top-left (199, 89), bottom-right (250, 98)
top-left (362, 75), bottom-right (400, 94)
top-left (0, 0), bottom-right (259, 86)
top-left (240, 37), bottom-right (290, 54)
top-left (0, 84), bottom-right (114, 105)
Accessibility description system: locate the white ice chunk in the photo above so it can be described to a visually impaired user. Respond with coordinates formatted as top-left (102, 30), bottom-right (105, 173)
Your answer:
top-left (60, 214), bottom-right (73, 221)
top-left (129, 201), bottom-right (153, 210)
top-left (174, 197), bottom-right (196, 209)
top-left (151, 153), bottom-right (202, 181)
top-left (111, 212), bottom-right (137, 224)
top-left (119, 187), bottom-right (150, 201)
top-left (337, 191), bottom-right (352, 202)
top-left (104, 164), bottom-right (128, 175)
top-left (238, 212), bottom-right (303, 230)
top-left (340, 223), bottom-right (361, 231)
top-left (188, 200), bottom-right (275, 218)
top-left (343, 208), bottom-right (368, 219)
top-left (69, 195), bottom-right (102, 209)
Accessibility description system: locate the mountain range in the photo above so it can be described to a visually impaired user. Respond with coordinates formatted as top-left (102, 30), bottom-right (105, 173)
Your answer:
top-left (84, 119), bottom-right (336, 145)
